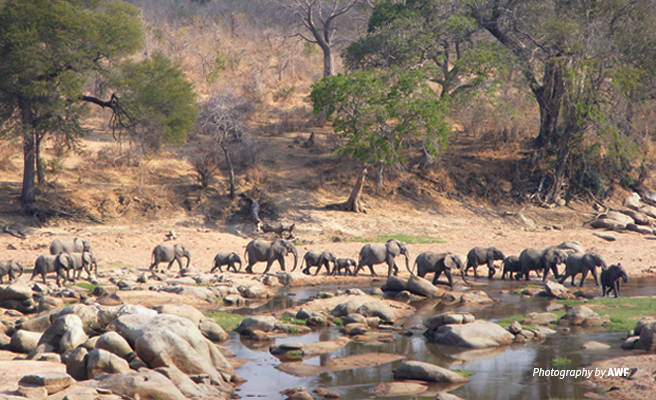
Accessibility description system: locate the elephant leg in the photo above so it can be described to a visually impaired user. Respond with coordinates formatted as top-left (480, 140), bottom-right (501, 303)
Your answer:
top-left (388, 261), bottom-right (398, 277)
top-left (245, 262), bottom-right (255, 274)
top-left (367, 264), bottom-right (377, 276)
top-left (262, 259), bottom-right (274, 275)
top-left (166, 260), bottom-right (175, 271)
top-left (176, 257), bottom-right (184, 272)
top-left (279, 257), bottom-right (286, 272)
top-left (487, 260), bottom-right (495, 279)
top-left (579, 269), bottom-right (589, 287)
top-left (432, 270), bottom-right (443, 285)
top-left (590, 268), bottom-right (600, 287)
top-left (445, 269), bottom-right (453, 287)
top-left (558, 272), bottom-right (568, 284)
top-left (614, 280), bottom-right (620, 297)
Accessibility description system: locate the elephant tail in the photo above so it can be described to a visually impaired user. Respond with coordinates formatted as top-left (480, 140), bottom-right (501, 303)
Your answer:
top-left (243, 247), bottom-right (249, 269)
top-left (408, 259), bottom-right (417, 275)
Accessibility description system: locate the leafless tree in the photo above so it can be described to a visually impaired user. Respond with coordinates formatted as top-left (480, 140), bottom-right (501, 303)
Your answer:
top-left (195, 91), bottom-right (252, 199)
top-left (280, 0), bottom-right (363, 77)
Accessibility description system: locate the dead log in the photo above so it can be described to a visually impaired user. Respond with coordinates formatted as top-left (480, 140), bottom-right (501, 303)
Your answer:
top-left (261, 222), bottom-right (296, 239)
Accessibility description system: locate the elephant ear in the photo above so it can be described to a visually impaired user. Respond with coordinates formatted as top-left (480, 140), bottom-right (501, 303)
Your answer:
top-left (443, 255), bottom-right (456, 269)
top-left (83, 253), bottom-right (92, 264)
top-left (385, 240), bottom-right (401, 256)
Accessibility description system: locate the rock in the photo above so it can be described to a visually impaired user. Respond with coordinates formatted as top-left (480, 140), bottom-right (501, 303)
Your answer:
top-left (640, 204), bottom-right (656, 218)
top-left (19, 372), bottom-right (73, 395)
top-left (199, 318), bottom-right (229, 342)
top-left (95, 331), bottom-right (135, 360)
top-left (369, 288), bottom-right (384, 296)
top-left (38, 314), bottom-right (88, 354)
top-left (15, 385), bottom-right (48, 400)
top-left (34, 352), bottom-right (61, 363)
top-left (0, 332), bottom-right (11, 349)
top-left (590, 219), bottom-right (625, 231)
top-left (624, 193), bottom-right (641, 210)
top-left (86, 348), bottom-right (131, 378)
top-left (509, 321), bottom-right (522, 335)
top-left (61, 347), bottom-right (89, 381)
top-left (37, 296), bottom-right (63, 313)
top-left (460, 290), bottom-right (495, 304)
top-left (544, 281), bottom-right (573, 300)
top-left (521, 312), bottom-right (558, 326)
top-left (435, 392), bottom-right (466, 400)
top-left (156, 366), bottom-right (227, 399)
top-left (239, 316), bottom-right (277, 333)
top-left (345, 288), bottom-right (366, 296)
top-left (394, 290), bottom-right (425, 302)
top-left (638, 320), bottom-right (656, 351)
top-left (4, 282), bottom-right (34, 301)
top-left (343, 314), bottom-right (366, 325)
top-left (384, 276), bottom-right (408, 292)
top-left (89, 369), bottom-right (188, 400)
top-left (393, 360), bottom-right (469, 383)
top-left (92, 286), bottom-right (118, 297)
top-left (425, 312), bottom-right (475, 331)
top-left (427, 320), bottom-right (514, 348)
top-left (626, 223), bottom-right (654, 235)
top-left (581, 341), bottom-right (611, 350)
top-left (307, 314), bottom-right (329, 327)
top-left (604, 211), bottom-right (635, 225)
top-left (558, 306), bottom-right (599, 326)
top-left (153, 304), bottom-right (205, 326)
top-left (313, 387), bottom-right (341, 398)
top-left (405, 275), bottom-right (443, 298)
top-left (295, 308), bottom-right (313, 320)
top-left (111, 313), bottom-right (234, 387)
top-left (10, 330), bottom-right (42, 353)
top-left (621, 210), bottom-right (650, 225)
top-left (238, 284), bottom-right (267, 299)
top-left (223, 294), bottom-right (245, 306)
top-left (284, 388), bottom-right (314, 400)
top-left (621, 336), bottom-right (641, 350)
top-left (355, 300), bottom-right (396, 322)
top-left (342, 323), bottom-right (368, 336)
top-left (592, 232), bottom-right (618, 241)
top-left (330, 298), bottom-right (363, 318)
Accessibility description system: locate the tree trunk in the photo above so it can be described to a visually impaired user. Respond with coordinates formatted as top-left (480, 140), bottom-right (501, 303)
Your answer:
top-left (375, 162), bottom-right (384, 194)
top-left (344, 167), bottom-right (367, 213)
top-left (322, 45), bottom-right (334, 77)
top-left (533, 60), bottom-right (565, 149)
top-left (35, 132), bottom-right (44, 188)
top-left (221, 144), bottom-right (236, 199)
top-left (20, 102), bottom-right (36, 205)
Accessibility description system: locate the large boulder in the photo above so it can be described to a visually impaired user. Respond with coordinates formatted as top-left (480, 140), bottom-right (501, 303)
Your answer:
top-left (18, 372), bottom-right (73, 395)
top-left (86, 369), bottom-right (188, 400)
top-left (427, 320), bottom-right (514, 348)
top-left (558, 305), bottom-right (608, 326)
top-left (38, 314), bottom-right (88, 353)
top-left (95, 331), bottom-right (135, 361)
top-left (604, 211), bottom-right (635, 225)
top-left (544, 281), bottom-right (573, 300)
top-left (239, 316), bottom-right (277, 333)
top-left (425, 312), bottom-right (475, 331)
top-left (61, 347), bottom-right (88, 381)
top-left (86, 348), bottom-right (131, 379)
top-left (111, 313), bottom-right (234, 388)
top-left (199, 318), bottom-right (229, 342)
top-left (393, 360), bottom-right (469, 383)
top-left (10, 330), bottom-right (42, 354)
top-left (460, 290), bottom-right (495, 305)
top-left (154, 304), bottom-right (205, 326)
top-left (331, 296), bottom-right (397, 322)
top-left (3, 282), bottom-right (33, 301)
top-left (405, 275), bottom-right (443, 298)
top-left (637, 320), bottom-right (656, 351)
top-left (384, 276), bottom-right (407, 292)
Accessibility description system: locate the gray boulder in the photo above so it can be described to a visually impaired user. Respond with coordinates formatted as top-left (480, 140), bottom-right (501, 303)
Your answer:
top-left (88, 369), bottom-right (188, 400)
top-left (86, 348), bottom-right (131, 379)
top-left (544, 281), bottom-right (573, 300)
top-left (4, 282), bottom-right (33, 301)
top-left (425, 312), bottom-right (475, 331)
top-left (638, 320), bottom-right (656, 351)
top-left (239, 316), bottom-right (276, 333)
top-left (405, 275), bottom-right (443, 298)
top-left (384, 276), bottom-right (407, 292)
top-left (356, 300), bottom-right (396, 322)
top-left (95, 331), bottom-right (135, 360)
top-left (393, 360), bottom-right (469, 383)
top-left (19, 372), bottom-right (73, 395)
top-left (154, 304), bottom-right (205, 326)
top-left (10, 330), bottom-right (42, 354)
top-left (199, 318), bottom-right (229, 342)
top-left (428, 320), bottom-right (514, 348)
top-left (604, 211), bottom-right (635, 225)
top-left (61, 347), bottom-right (89, 381)
top-left (38, 314), bottom-right (88, 354)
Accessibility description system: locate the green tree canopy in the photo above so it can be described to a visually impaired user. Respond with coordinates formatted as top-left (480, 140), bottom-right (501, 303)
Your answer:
top-left (0, 0), bottom-right (197, 205)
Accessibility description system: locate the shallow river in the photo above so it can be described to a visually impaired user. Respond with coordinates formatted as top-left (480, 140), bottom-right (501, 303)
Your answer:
top-left (220, 278), bottom-right (656, 400)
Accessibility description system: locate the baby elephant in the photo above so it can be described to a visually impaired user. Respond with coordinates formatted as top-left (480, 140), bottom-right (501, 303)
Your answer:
top-left (150, 243), bottom-right (191, 272)
top-left (501, 256), bottom-right (521, 280)
top-left (0, 260), bottom-right (23, 283)
top-left (301, 251), bottom-right (336, 275)
top-left (601, 264), bottom-right (628, 298)
top-left (211, 252), bottom-right (242, 273)
top-left (465, 247), bottom-right (505, 279)
top-left (333, 258), bottom-right (356, 276)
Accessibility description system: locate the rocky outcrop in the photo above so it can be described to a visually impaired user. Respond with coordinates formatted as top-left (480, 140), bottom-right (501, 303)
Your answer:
top-left (426, 320), bottom-right (514, 348)
top-left (558, 306), bottom-right (609, 327)
top-left (393, 360), bottom-right (469, 383)
top-left (331, 297), bottom-right (396, 322)
top-left (544, 280), bottom-right (574, 300)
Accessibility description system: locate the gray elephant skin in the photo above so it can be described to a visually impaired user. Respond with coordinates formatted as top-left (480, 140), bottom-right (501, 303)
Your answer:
top-left (31, 254), bottom-right (69, 286)
top-left (353, 239), bottom-right (410, 277)
top-left (465, 247), bottom-right (505, 279)
top-left (149, 243), bottom-right (191, 272)
top-left (0, 260), bottom-right (23, 283)
top-left (211, 252), bottom-right (242, 273)
top-left (300, 251), bottom-right (336, 275)
top-left (501, 255), bottom-right (522, 280)
top-left (244, 239), bottom-right (298, 274)
top-left (519, 246), bottom-right (570, 281)
top-left (50, 237), bottom-right (92, 255)
top-left (601, 264), bottom-right (628, 298)
top-left (56, 252), bottom-right (98, 282)
top-left (413, 251), bottom-right (468, 287)
top-left (333, 258), bottom-right (356, 276)
top-left (558, 252), bottom-right (606, 287)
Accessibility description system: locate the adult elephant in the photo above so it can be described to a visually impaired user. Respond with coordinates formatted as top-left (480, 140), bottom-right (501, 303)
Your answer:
top-left (558, 252), bottom-right (606, 287)
top-left (149, 243), bottom-right (191, 272)
top-left (353, 239), bottom-right (409, 277)
top-left (299, 251), bottom-right (336, 275)
top-left (210, 252), bottom-right (242, 273)
top-left (244, 239), bottom-right (298, 274)
top-left (56, 252), bottom-right (98, 282)
top-left (0, 260), bottom-right (23, 283)
top-left (464, 247), bottom-right (505, 279)
top-left (50, 238), bottom-right (92, 255)
top-left (31, 254), bottom-right (68, 286)
top-left (519, 246), bottom-right (570, 281)
top-left (501, 255), bottom-right (521, 280)
top-left (413, 251), bottom-right (468, 287)
top-left (601, 264), bottom-right (628, 298)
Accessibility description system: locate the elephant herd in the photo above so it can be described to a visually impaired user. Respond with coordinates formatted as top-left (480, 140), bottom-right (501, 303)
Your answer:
top-left (5, 236), bottom-right (627, 298)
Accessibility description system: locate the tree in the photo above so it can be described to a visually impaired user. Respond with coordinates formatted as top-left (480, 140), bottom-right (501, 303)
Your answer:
top-left (311, 69), bottom-right (451, 209)
top-left (344, 0), bottom-right (509, 98)
top-left (0, 0), bottom-right (197, 206)
top-left (281, 0), bottom-right (363, 77)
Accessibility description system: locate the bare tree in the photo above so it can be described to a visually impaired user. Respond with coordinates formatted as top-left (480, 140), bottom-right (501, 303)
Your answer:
top-left (195, 91), bottom-right (252, 199)
top-left (281, 0), bottom-right (363, 77)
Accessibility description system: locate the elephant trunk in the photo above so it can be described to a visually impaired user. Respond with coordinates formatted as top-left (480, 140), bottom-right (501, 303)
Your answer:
top-left (403, 253), bottom-right (410, 275)
top-left (290, 247), bottom-right (298, 272)
top-left (185, 254), bottom-right (191, 270)
top-left (460, 265), bottom-right (470, 285)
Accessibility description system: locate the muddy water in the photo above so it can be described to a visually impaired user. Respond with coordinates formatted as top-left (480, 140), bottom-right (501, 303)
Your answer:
top-left (225, 278), bottom-right (656, 400)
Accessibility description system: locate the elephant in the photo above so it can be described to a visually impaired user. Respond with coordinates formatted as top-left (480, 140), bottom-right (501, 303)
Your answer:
top-left (210, 252), bottom-right (242, 273)
top-left (55, 252), bottom-right (98, 282)
top-left (353, 239), bottom-right (410, 277)
top-left (149, 243), bottom-right (191, 272)
top-left (519, 246), bottom-right (570, 281)
top-left (244, 239), bottom-right (298, 274)
top-left (464, 247), bottom-right (505, 279)
top-left (558, 252), bottom-right (607, 287)
top-left (31, 254), bottom-right (69, 287)
top-left (299, 251), bottom-right (336, 275)
top-left (601, 264), bottom-right (628, 298)
top-left (413, 251), bottom-right (467, 287)
top-left (333, 258), bottom-right (356, 276)
top-left (501, 255), bottom-right (521, 280)
top-left (0, 260), bottom-right (23, 283)
top-left (50, 238), bottom-right (92, 255)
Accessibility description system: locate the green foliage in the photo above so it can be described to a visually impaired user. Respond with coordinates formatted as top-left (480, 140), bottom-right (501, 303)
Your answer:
top-left (558, 297), bottom-right (656, 332)
top-left (552, 358), bottom-right (572, 368)
top-left (73, 281), bottom-right (98, 295)
top-left (311, 69), bottom-right (451, 169)
top-left (332, 318), bottom-right (344, 326)
top-left (452, 369), bottom-right (476, 378)
top-left (112, 52), bottom-right (198, 149)
top-left (205, 312), bottom-right (245, 331)
top-left (280, 315), bottom-right (308, 326)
